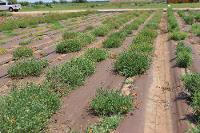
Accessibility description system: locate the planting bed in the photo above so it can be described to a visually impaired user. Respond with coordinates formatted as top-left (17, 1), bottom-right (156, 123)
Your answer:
top-left (0, 7), bottom-right (200, 133)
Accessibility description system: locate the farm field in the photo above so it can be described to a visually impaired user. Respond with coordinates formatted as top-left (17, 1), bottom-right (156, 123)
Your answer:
top-left (0, 3), bottom-right (200, 133)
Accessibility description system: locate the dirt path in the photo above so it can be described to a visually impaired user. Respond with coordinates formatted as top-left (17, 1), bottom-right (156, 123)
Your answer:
top-left (117, 12), bottom-right (175, 133)
top-left (143, 13), bottom-right (173, 133)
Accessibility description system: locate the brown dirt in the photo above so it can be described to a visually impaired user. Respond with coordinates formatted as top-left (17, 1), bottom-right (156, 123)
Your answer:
top-left (117, 12), bottom-right (177, 133)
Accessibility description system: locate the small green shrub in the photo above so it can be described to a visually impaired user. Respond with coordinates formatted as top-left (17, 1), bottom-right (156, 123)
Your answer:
top-left (192, 24), bottom-right (200, 37)
top-left (19, 40), bottom-right (31, 46)
top-left (170, 31), bottom-right (188, 41)
top-left (103, 32), bottom-right (125, 48)
top-left (8, 59), bottom-right (48, 78)
top-left (91, 89), bottom-right (133, 116)
top-left (70, 57), bottom-right (95, 77)
top-left (84, 48), bottom-right (108, 62)
top-left (0, 83), bottom-right (60, 132)
top-left (46, 62), bottom-right (85, 95)
top-left (176, 42), bottom-right (192, 68)
top-left (13, 46), bottom-right (33, 59)
top-left (93, 25), bottom-right (109, 37)
top-left (191, 91), bottom-right (200, 115)
top-left (86, 115), bottom-right (121, 133)
top-left (63, 31), bottom-right (79, 40)
top-left (56, 39), bottom-right (81, 53)
top-left (77, 32), bottom-right (95, 47)
top-left (183, 15), bottom-right (194, 25)
top-left (182, 73), bottom-right (200, 94)
top-left (167, 8), bottom-right (179, 32)
top-left (115, 51), bottom-right (150, 77)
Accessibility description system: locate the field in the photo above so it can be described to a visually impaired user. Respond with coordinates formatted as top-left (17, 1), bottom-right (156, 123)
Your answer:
top-left (0, 2), bottom-right (200, 133)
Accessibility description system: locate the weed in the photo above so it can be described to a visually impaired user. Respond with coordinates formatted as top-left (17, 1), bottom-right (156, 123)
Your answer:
top-left (92, 25), bottom-right (109, 37)
top-left (192, 24), bottom-right (200, 37)
top-left (19, 40), bottom-right (31, 46)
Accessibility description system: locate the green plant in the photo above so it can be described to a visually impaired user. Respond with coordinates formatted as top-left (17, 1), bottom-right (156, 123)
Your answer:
top-left (70, 57), bottom-right (95, 77)
top-left (170, 31), bottom-right (188, 41)
top-left (182, 73), bottom-right (200, 95)
top-left (0, 48), bottom-right (7, 55)
top-left (191, 91), bottom-right (200, 115)
top-left (192, 24), bottom-right (200, 37)
top-left (19, 40), bottom-right (31, 46)
top-left (8, 58), bottom-right (48, 78)
top-left (76, 32), bottom-right (95, 47)
top-left (86, 115), bottom-right (121, 133)
top-left (92, 25), bottom-right (109, 37)
top-left (84, 48), bottom-right (108, 62)
top-left (0, 83), bottom-right (60, 132)
top-left (63, 31), bottom-right (79, 40)
top-left (167, 8), bottom-right (179, 32)
top-left (103, 32), bottom-right (125, 48)
top-left (176, 42), bottom-right (192, 68)
top-left (46, 62), bottom-right (85, 95)
top-left (56, 39), bottom-right (81, 53)
top-left (91, 89), bottom-right (133, 116)
top-left (115, 51), bottom-right (150, 77)
top-left (13, 46), bottom-right (33, 59)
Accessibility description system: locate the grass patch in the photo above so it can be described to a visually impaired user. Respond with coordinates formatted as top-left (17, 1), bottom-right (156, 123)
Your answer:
top-left (167, 8), bottom-right (179, 32)
top-left (91, 89), bottom-right (133, 116)
top-left (8, 58), bottom-right (48, 78)
top-left (103, 32), bottom-right (125, 48)
top-left (92, 25), bottom-right (109, 37)
top-left (13, 46), bottom-right (33, 59)
top-left (86, 115), bottom-right (121, 133)
top-left (0, 83), bottom-right (60, 132)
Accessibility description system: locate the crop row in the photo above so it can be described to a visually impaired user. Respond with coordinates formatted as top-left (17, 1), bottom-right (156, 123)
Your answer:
top-left (167, 8), bottom-right (187, 41)
top-left (0, 11), bottom-right (94, 31)
top-left (6, 12), bottom-right (137, 78)
top-left (103, 11), bottom-right (150, 48)
top-left (178, 11), bottom-right (200, 37)
top-left (115, 11), bottom-right (161, 77)
top-left (0, 47), bottom-right (108, 131)
top-left (56, 11), bottom-right (140, 54)
top-left (175, 42), bottom-right (192, 68)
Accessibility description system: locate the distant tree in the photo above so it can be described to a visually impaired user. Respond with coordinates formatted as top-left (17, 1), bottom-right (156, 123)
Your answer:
top-left (18, 1), bottom-right (30, 6)
top-left (59, 0), bottom-right (66, 3)
top-left (74, 0), bottom-right (87, 3)
top-left (52, 0), bottom-right (58, 4)
top-left (7, 0), bottom-right (17, 4)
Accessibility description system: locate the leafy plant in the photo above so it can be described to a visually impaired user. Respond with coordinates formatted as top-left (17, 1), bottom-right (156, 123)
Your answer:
top-left (92, 25), bottom-right (109, 37)
top-left (167, 8), bottom-right (179, 32)
top-left (192, 24), bottom-right (200, 37)
top-left (8, 58), bottom-right (48, 78)
top-left (103, 32), bottom-right (125, 48)
top-left (63, 31), bottom-right (79, 40)
top-left (56, 39), bottom-right (81, 53)
top-left (91, 89), bottom-right (133, 116)
top-left (115, 51), bottom-right (150, 77)
top-left (0, 83), bottom-right (60, 132)
top-left (70, 57), bottom-right (95, 78)
top-left (19, 40), bottom-right (31, 46)
top-left (86, 115), bottom-right (121, 133)
top-left (182, 73), bottom-right (200, 95)
top-left (13, 46), bottom-right (33, 59)
top-left (46, 61), bottom-right (85, 95)
top-left (176, 42), bottom-right (192, 68)
top-left (170, 31), bottom-right (188, 41)
top-left (84, 48), bottom-right (108, 62)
